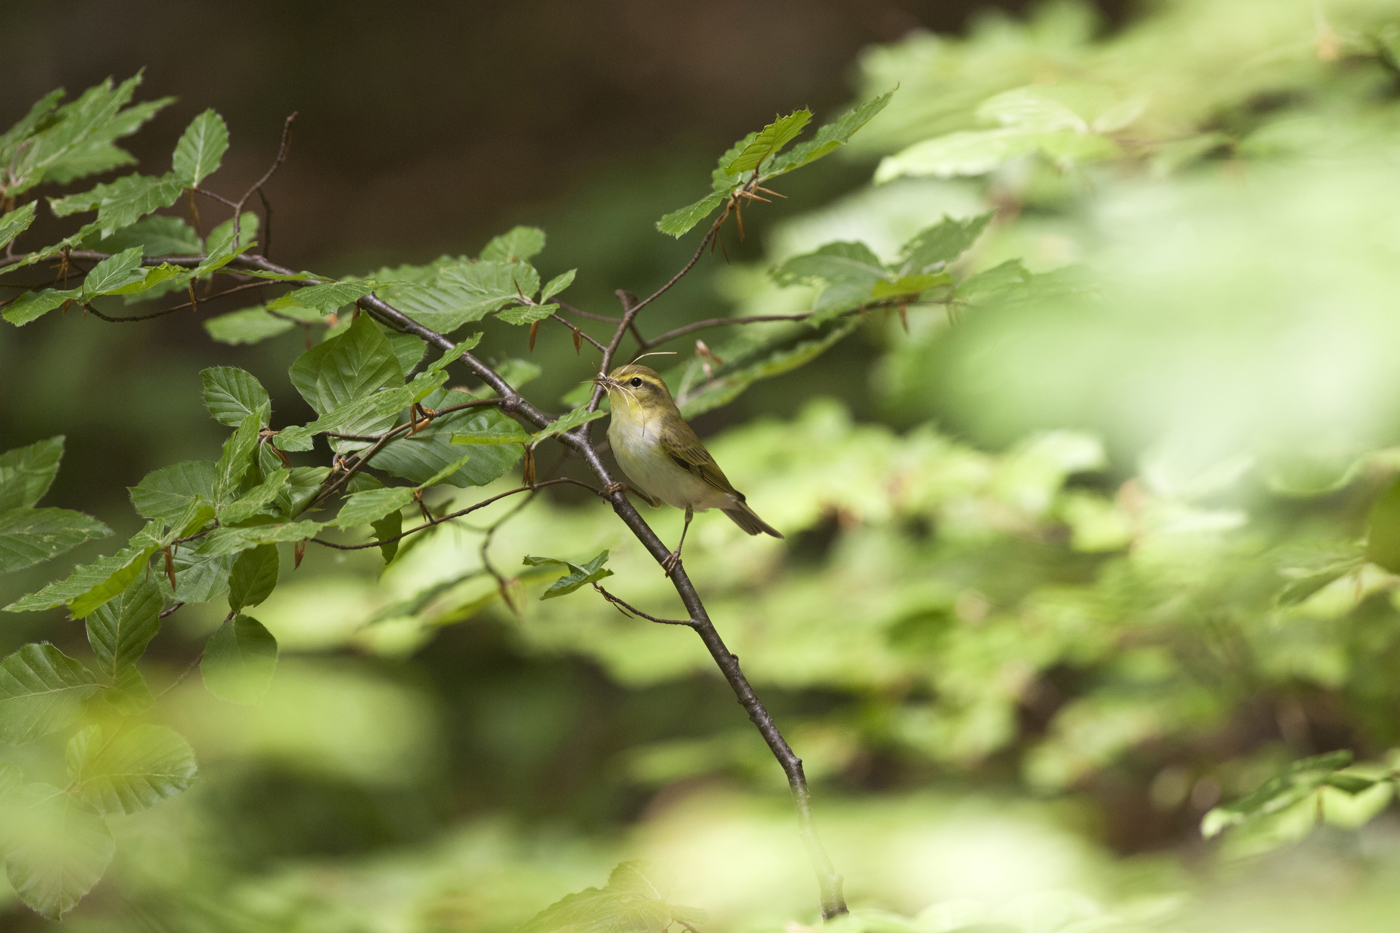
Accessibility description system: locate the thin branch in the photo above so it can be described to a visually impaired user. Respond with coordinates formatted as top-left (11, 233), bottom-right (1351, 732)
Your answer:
top-left (232, 113), bottom-right (296, 246)
top-left (192, 187), bottom-right (238, 209)
top-left (308, 478), bottom-right (598, 551)
top-left (550, 311), bottom-right (607, 352)
top-left (639, 312), bottom-right (815, 349)
top-left (556, 300), bottom-right (621, 323)
top-left (591, 582), bottom-right (693, 626)
top-left (627, 205), bottom-right (728, 316)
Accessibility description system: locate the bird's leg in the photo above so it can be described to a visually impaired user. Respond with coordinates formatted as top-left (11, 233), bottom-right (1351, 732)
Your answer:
top-left (601, 482), bottom-right (660, 507)
top-left (662, 506), bottom-right (693, 577)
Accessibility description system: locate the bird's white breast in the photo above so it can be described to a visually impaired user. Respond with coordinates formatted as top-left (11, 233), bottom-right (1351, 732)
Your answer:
top-left (608, 404), bottom-right (733, 512)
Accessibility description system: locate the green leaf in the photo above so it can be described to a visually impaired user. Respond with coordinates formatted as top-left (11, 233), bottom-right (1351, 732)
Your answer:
top-left (1202, 750), bottom-right (1355, 838)
top-left (81, 246), bottom-right (146, 297)
top-left (83, 215), bottom-right (201, 257)
top-left (333, 487), bottom-right (417, 529)
top-left (480, 225), bottom-right (546, 263)
top-left (3, 530), bottom-right (159, 617)
top-left (426, 333), bottom-right (483, 374)
top-left (129, 461), bottom-right (217, 526)
top-left (289, 313), bottom-right (405, 418)
top-left (766, 90), bottom-right (894, 176)
top-left (5, 74), bottom-right (146, 195)
top-left (676, 319), bottom-right (859, 418)
top-left (377, 258), bottom-right (540, 334)
top-left (0, 508), bottom-right (112, 573)
top-left (530, 406), bottom-right (607, 445)
top-left (171, 108), bottom-right (228, 187)
top-left (0, 202), bottom-right (37, 251)
top-left (541, 269), bottom-right (577, 302)
top-left (0, 645), bottom-right (99, 744)
top-left (204, 305), bottom-right (299, 344)
top-left (168, 537), bottom-right (238, 603)
top-left (287, 386), bottom-right (415, 454)
top-left (387, 332), bottom-right (427, 376)
top-left (270, 280), bottom-right (375, 314)
top-left (201, 367), bottom-right (272, 428)
top-left (497, 303), bottom-right (558, 325)
top-left (875, 128), bottom-right (1118, 182)
top-left (522, 550), bottom-right (614, 599)
top-left (373, 392), bottom-right (521, 487)
top-left (450, 419), bottom-right (531, 446)
top-left (84, 577), bottom-right (161, 677)
top-left (279, 466), bottom-right (330, 517)
top-left (215, 409), bottom-right (267, 502)
top-left (219, 467), bottom-right (290, 525)
top-left (201, 520), bottom-right (322, 557)
top-left (370, 510), bottom-right (401, 564)
top-left (656, 191), bottom-right (727, 238)
top-left (67, 724), bottom-right (197, 816)
top-left (3, 784), bottom-right (114, 920)
top-left (2, 287), bottom-right (79, 326)
top-left (0, 436), bottom-right (65, 513)
top-left (897, 212), bottom-right (995, 275)
top-left (727, 110), bottom-right (812, 174)
top-left (1367, 478), bottom-right (1400, 572)
top-left (201, 615), bottom-right (278, 705)
top-left (869, 273), bottom-right (952, 299)
top-left (955, 258), bottom-right (1031, 300)
top-left (51, 172), bottom-right (186, 237)
top-left (228, 545), bottom-right (278, 612)
top-left (204, 212), bottom-right (259, 256)
top-left (771, 241), bottom-right (891, 316)
top-left (518, 861), bottom-right (704, 933)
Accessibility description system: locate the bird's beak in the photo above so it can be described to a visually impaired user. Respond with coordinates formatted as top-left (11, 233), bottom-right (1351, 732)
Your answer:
top-left (591, 376), bottom-right (614, 389)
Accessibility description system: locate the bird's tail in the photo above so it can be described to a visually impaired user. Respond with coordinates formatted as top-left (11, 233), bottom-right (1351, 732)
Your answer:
top-left (722, 500), bottom-right (784, 538)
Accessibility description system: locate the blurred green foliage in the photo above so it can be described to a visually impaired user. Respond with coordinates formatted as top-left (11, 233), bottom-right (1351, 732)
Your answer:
top-left (9, 0), bottom-right (1400, 930)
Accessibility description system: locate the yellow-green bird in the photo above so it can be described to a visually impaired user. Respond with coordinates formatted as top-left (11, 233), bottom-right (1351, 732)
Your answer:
top-left (595, 364), bottom-right (782, 573)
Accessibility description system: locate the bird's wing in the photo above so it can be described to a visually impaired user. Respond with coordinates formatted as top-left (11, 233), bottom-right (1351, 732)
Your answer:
top-left (660, 419), bottom-right (739, 497)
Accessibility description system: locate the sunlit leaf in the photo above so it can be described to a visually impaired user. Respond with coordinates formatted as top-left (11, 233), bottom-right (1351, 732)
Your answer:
top-left (0, 645), bottom-right (99, 743)
top-left (171, 108), bottom-right (229, 187)
top-left (67, 723), bottom-right (197, 815)
top-left (201, 614), bottom-right (278, 704)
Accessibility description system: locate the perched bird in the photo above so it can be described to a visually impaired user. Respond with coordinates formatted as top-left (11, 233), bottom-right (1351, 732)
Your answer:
top-left (595, 363), bottom-right (782, 574)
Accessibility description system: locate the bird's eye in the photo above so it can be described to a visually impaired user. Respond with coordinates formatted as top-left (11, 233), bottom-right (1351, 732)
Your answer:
top-left (630, 377), bottom-right (643, 387)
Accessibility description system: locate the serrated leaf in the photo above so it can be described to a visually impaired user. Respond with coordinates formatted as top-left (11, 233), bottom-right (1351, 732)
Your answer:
top-left (497, 303), bottom-right (558, 325)
top-left (530, 406), bottom-right (607, 445)
top-left (84, 577), bottom-right (161, 677)
top-left (81, 246), bottom-right (145, 297)
top-left (204, 212), bottom-right (258, 256)
top-left (3, 530), bottom-right (159, 617)
top-left (765, 90), bottom-right (894, 176)
top-left (0, 645), bottom-right (99, 743)
top-left (727, 110), bottom-right (811, 174)
top-left (522, 550), bottom-right (614, 599)
top-left (83, 215), bottom-right (201, 257)
top-left (0, 202), bottom-right (37, 251)
top-left (270, 280), bottom-right (375, 314)
top-left (370, 510), bottom-right (401, 564)
top-left (451, 420), bottom-right (531, 446)
top-left (955, 258), bottom-right (1031, 300)
top-left (201, 367), bottom-right (272, 428)
top-left (215, 409), bottom-right (267, 502)
top-left (168, 537), bottom-right (238, 604)
top-left (426, 333), bottom-right (483, 375)
top-left (480, 225), bottom-right (545, 263)
top-left (675, 319), bottom-right (859, 418)
top-left (201, 615), bottom-right (277, 704)
top-left (228, 545), bottom-right (278, 612)
top-left (897, 212), bottom-right (995, 275)
top-left (518, 860), bottom-right (704, 933)
top-left (219, 467), bottom-right (290, 524)
top-left (387, 332), bottom-right (427, 376)
top-left (67, 724), bottom-right (197, 816)
top-left (656, 191), bottom-right (727, 238)
top-left (201, 520), bottom-right (322, 557)
top-left (129, 461), bottom-right (217, 526)
top-left (0, 508), bottom-right (112, 573)
top-left (291, 386), bottom-right (415, 454)
top-left (0, 436), bottom-right (66, 512)
top-left (52, 172), bottom-right (186, 237)
top-left (541, 269), bottom-right (577, 302)
top-left (771, 240), bottom-right (890, 316)
top-left (333, 486), bottom-right (417, 529)
top-left (3, 784), bottom-right (114, 920)
top-left (2, 287), bottom-right (80, 326)
top-left (289, 313), bottom-right (405, 420)
top-left (172, 108), bottom-right (228, 187)
top-left (374, 391), bottom-right (521, 487)
top-left (204, 305), bottom-right (299, 344)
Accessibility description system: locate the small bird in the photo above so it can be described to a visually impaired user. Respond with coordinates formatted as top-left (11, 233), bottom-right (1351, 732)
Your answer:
top-left (595, 364), bottom-right (782, 574)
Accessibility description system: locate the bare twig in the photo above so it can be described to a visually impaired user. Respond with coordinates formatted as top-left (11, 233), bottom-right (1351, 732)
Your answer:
top-left (591, 582), bottom-right (692, 626)
top-left (232, 112), bottom-right (296, 248)
top-left (550, 311), bottom-right (607, 352)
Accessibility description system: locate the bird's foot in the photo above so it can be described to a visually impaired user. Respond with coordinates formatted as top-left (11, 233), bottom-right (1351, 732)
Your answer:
top-left (602, 482), bottom-right (628, 497)
top-left (661, 548), bottom-right (682, 577)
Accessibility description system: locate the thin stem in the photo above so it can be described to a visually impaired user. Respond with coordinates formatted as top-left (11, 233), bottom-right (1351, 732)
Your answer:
top-left (550, 311), bottom-right (607, 352)
top-left (639, 312), bottom-right (815, 349)
top-left (556, 300), bottom-right (621, 323)
top-left (591, 582), bottom-right (692, 626)
top-left (308, 478), bottom-right (597, 551)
